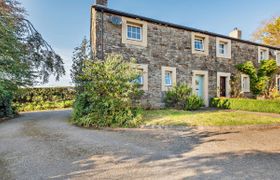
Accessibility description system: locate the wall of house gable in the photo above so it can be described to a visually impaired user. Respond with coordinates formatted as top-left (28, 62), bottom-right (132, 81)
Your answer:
top-left (91, 10), bottom-right (277, 108)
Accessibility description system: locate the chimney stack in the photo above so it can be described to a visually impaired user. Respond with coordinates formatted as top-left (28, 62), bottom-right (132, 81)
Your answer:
top-left (96, 0), bottom-right (108, 7)
top-left (229, 28), bottom-right (242, 39)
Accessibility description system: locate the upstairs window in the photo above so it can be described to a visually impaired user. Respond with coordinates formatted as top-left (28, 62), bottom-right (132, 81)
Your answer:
top-left (122, 17), bottom-right (147, 47)
top-left (216, 38), bottom-right (231, 59)
top-left (258, 47), bottom-right (269, 62)
top-left (127, 24), bottom-right (142, 41)
top-left (194, 38), bottom-right (204, 51)
top-left (192, 33), bottom-right (209, 55)
top-left (219, 43), bottom-right (226, 55)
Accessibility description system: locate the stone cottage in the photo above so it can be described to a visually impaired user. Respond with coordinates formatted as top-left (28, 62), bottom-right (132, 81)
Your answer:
top-left (90, 0), bottom-right (280, 108)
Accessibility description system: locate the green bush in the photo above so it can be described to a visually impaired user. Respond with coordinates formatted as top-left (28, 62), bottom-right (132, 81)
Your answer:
top-left (0, 86), bottom-right (14, 118)
top-left (14, 87), bottom-right (74, 112)
top-left (211, 98), bottom-right (230, 109)
top-left (211, 98), bottom-right (280, 114)
top-left (71, 54), bottom-right (144, 128)
top-left (185, 95), bottom-right (204, 111)
top-left (164, 84), bottom-right (203, 111)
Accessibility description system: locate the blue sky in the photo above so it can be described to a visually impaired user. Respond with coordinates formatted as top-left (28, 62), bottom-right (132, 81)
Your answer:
top-left (19, 0), bottom-right (280, 86)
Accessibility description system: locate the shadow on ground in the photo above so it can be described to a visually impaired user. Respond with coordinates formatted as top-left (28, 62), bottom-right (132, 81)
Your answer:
top-left (51, 150), bottom-right (280, 179)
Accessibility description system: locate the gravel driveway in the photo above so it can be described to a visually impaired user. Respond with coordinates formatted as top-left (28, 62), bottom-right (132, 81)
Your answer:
top-left (0, 110), bottom-right (280, 180)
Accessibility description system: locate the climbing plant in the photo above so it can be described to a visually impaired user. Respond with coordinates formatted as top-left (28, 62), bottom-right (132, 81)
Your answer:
top-left (236, 60), bottom-right (279, 96)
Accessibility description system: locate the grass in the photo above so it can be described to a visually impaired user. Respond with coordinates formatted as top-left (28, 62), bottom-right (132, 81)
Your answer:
top-left (212, 98), bottom-right (280, 114)
top-left (142, 109), bottom-right (280, 127)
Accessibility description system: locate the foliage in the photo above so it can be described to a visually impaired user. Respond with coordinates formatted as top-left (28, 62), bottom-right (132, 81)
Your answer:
top-left (164, 84), bottom-right (204, 110)
top-left (236, 60), bottom-right (279, 96)
top-left (0, 85), bottom-right (14, 118)
top-left (71, 54), bottom-right (144, 128)
top-left (253, 16), bottom-right (280, 47)
top-left (210, 98), bottom-right (230, 109)
top-left (164, 84), bottom-right (192, 109)
top-left (0, 0), bottom-right (65, 117)
top-left (143, 109), bottom-right (280, 127)
top-left (71, 37), bottom-right (92, 91)
top-left (14, 87), bottom-right (74, 112)
top-left (211, 98), bottom-right (280, 114)
top-left (185, 95), bottom-right (204, 111)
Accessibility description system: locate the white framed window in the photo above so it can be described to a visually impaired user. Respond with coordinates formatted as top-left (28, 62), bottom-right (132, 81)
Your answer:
top-left (194, 38), bottom-right (204, 51)
top-left (162, 66), bottom-right (176, 91)
top-left (127, 24), bottom-right (142, 41)
top-left (219, 43), bottom-right (226, 55)
top-left (122, 17), bottom-right (147, 47)
top-left (258, 47), bottom-right (269, 62)
top-left (135, 64), bottom-right (148, 91)
top-left (276, 51), bottom-right (280, 66)
top-left (216, 38), bottom-right (231, 59)
top-left (192, 32), bottom-right (209, 55)
top-left (165, 71), bottom-right (172, 86)
top-left (241, 74), bottom-right (250, 93)
top-left (276, 75), bottom-right (280, 92)
top-left (135, 70), bottom-right (144, 85)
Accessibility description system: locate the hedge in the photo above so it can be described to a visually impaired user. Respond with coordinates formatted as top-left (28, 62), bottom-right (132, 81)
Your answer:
top-left (14, 87), bottom-right (75, 112)
top-left (211, 98), bottom-right (280, 114)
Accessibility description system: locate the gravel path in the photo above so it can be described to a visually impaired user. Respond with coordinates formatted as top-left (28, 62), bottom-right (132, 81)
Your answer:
top-left (0, 110), bottom-right (280, 180)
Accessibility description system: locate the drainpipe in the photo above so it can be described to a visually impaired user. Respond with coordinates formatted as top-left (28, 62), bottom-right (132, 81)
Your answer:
top-left (101, 9), bottom-right (104, 60)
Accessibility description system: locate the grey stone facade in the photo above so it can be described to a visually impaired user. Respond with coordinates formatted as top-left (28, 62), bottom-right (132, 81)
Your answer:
top-left (90, 5), bottom-right (280, 108)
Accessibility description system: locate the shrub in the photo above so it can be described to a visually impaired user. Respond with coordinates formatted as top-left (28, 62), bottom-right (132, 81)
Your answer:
top-left (211, 98), bottom-right (230, 109)
top-left (0, 86), bottom-right (14, 118)
top-left (13, 87), bottom-right (74, 112)
top-left (164, 84), bottom-right (192, 109)
top-left (185, 95), bottom-right (204, 111)
top-left (211, 98), bottom-right (280, 114)
top-left (164, 84), bottom-right (203, 111)
top-left (71, 54), bottom-right (144, 128)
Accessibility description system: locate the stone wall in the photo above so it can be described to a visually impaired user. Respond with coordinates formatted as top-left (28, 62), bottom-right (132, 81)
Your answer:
top-left (91, 8), bottom-right (278, 108)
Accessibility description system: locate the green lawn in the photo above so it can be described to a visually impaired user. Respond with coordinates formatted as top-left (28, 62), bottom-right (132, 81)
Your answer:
top-left (142, 109), bottom-right (280, 127)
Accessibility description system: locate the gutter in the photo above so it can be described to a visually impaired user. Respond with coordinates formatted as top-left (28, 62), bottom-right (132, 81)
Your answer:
top-left (92, 5), bottom-right (280, 51)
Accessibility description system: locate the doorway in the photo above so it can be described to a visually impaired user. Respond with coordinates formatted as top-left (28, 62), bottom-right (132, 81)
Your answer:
top-left (192, 70), bottom-right (209, 106)
top-left (217, 72), bottom-right (231, 98)
top-left (220, 76), bottom-right (226, 97)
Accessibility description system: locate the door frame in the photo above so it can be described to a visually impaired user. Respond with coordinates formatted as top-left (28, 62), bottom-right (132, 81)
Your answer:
top-left (217, 72), bottom-right (231, 97)
top-left (192, 70), bottom-right (209, 106)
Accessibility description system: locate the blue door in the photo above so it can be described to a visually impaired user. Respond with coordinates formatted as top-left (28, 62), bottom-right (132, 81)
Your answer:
top-left (195, 75), bottom-right (204, 98)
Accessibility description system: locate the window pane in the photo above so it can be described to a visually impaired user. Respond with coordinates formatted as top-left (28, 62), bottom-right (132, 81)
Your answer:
top-left (219, 44), bottom-right (225, 54)
top-left (137, 33), bottom-right (141, 40)
top-left (165, 72), bottom-right (172, 85)
top-left (195, 39), bottom-right (203, 50)
top-left (127, 25), bottom-right (142, 40)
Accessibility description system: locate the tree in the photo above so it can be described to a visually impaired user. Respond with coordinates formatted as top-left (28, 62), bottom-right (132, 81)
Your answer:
top-left (71, 37), bottom-right (92, 87)
top-left (0, 0), bottom-right (65, 117)
top-left (71, 54), bottom-right (143, 128)
top-left (253, 17), bottom-right (280, 47)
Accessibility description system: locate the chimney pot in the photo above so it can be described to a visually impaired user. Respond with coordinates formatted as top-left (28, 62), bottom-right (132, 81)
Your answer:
top-left (229, 28), bottom-right (242, 39)
top-left (96, 0), bottom-right (108, 7)
top-left (229, 27), bottom-right (242, 39)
